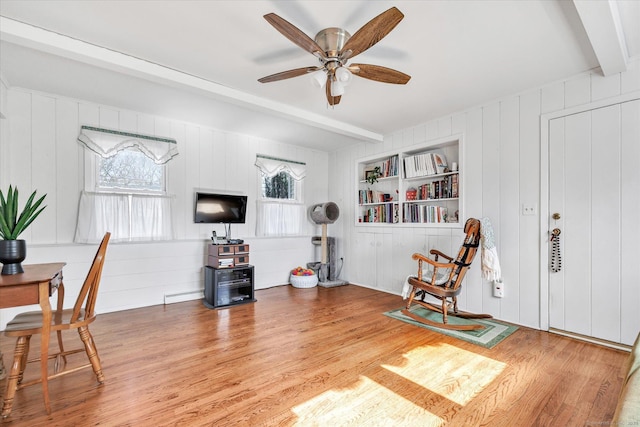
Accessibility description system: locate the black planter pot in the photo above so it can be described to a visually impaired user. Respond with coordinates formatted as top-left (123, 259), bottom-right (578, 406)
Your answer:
top-left (0, 239), bottom-right (27, 275)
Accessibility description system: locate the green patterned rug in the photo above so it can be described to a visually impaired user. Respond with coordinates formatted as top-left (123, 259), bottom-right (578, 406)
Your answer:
top-left (384, 306), bottom-right (518, 349)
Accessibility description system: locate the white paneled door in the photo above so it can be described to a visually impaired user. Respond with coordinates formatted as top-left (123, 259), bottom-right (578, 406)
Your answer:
top-left (548, 98), bottom-right (640, 346)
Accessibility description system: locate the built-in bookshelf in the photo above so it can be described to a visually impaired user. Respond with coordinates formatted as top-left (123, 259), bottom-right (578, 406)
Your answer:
top-left (355, 134), bottom-right (463, 227)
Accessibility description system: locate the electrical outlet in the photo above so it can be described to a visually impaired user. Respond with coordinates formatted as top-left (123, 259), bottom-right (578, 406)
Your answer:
top-left (493, 280), bottom-right (504, 298)
top-left (522, 204), bottom-right (537, 216)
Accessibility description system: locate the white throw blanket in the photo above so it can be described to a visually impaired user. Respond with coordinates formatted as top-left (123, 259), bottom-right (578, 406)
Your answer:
top-left (480, 217), bottom-right (502, 281)
top-left (402, 276), bottom-right (413, 299)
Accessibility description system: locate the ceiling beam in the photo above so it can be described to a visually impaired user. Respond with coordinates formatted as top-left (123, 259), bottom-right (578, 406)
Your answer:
top-left (573, 0), bottom-right (628, 76)
top-left (0, 17), bottom-right (383, 143)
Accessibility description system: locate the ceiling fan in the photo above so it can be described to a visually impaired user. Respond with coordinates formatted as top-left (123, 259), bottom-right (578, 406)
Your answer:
top-left (258, 7), bottom-right (411, 106)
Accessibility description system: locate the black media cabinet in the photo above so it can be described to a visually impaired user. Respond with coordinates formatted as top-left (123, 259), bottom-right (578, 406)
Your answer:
top-left (203, 244), bottom-right (256, 309)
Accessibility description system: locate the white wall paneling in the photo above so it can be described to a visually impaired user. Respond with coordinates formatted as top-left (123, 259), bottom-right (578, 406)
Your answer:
top-left (330, 60), bottom-right (640, 331)
top-left (0, 78), bottom-right (9, 186)
top-left (620, 100), bottom-right (640, 344)
top-left (460, 108), bottom-right (484, 316)
top-left (498, 96), bottom-right (520, 322)
top-left (481, 103), bottom-right (501, 317)
top-left (6, 91), bottom-right (32, 228)
top-left (2, 58), bottom-right (639, 334)
top-left (55, 98), bottom-right (81, 243)
top-left (0, 88), bottom-right (330, 329)
top-left (517, 90), bottom-right (541, 327)
top-left (590, 105), bottom-right (622, 341)
top-left (30, 94), bottom-right (57, 243)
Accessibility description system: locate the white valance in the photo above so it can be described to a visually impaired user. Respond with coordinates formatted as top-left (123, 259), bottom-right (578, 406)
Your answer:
top-left (255, 154), bottom-right (306, 181)
top-left (78, 125), bottom-right (179, 165)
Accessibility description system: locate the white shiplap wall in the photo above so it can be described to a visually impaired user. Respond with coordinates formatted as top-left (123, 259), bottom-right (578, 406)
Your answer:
top-left (329, 60), bottom-right (640, 330)
top-left (2, 60), bottom-right (639, 332)
top-left (0, 88), bottom-right (334, 329)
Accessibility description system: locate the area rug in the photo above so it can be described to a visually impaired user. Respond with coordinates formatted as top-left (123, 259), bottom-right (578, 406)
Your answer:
top-left (384, 306), bottom-right (518, 349)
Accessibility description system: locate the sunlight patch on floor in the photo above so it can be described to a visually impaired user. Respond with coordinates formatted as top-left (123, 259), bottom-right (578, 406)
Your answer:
top-left (382, 343), bottom-right (506, 406)
top-left (292, 375), bottom-right (444, 426)
top-left (290, 343), bottom-right (505, 425)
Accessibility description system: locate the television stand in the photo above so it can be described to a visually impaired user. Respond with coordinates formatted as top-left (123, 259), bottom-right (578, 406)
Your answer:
top-left (203, 244), bottom-right (255, 309)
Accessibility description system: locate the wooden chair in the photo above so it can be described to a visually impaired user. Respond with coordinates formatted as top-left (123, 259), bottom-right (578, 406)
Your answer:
top-left (2, 232), bottom-right (110, 416)
top-left (402, 219), bottom-right (491, 331)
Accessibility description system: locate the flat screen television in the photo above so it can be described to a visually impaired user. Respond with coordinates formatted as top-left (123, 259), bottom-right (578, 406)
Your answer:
top-left (194, 192), bottom-right (247, 224)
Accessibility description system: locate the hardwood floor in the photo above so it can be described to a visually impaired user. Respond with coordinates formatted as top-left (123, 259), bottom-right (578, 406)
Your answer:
top-left (0, 284), bottom-right (628, 426)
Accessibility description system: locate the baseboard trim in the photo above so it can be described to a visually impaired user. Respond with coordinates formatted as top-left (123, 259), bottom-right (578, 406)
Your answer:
top-left (164, 290), bottom-right (204, 305)
top-left (549, 328), bottom-right (631, 352)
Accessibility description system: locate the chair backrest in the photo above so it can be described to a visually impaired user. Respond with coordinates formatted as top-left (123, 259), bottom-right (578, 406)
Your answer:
top-left (71, 232), bottom-right (110, 323)
top-left (450, 218), bottom-right (481, 289)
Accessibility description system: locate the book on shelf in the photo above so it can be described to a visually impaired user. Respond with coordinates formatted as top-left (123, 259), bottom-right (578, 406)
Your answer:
top-left (403, 152), bottom-right (448, 178)
top-left (433, 154), bottom-right (447, 174)
top-left (402, 204), bottom-right (448, 223)
top-left (364, 155), bottom-right (399, 179)
top-left (359, 190), bottom-right (394, 204)
top-left (414, 174), bottom-right (457, 200)
top-left (451, 174), bottom-right (458, 198)
top-left (361, 203), bottom-right (399, 223)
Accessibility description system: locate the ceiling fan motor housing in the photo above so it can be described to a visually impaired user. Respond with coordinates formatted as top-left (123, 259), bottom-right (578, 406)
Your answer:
top-left (315, 28), bottom-right (351, 59)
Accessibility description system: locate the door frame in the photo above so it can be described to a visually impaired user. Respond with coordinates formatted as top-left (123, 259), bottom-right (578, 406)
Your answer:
top-left (539, 90), bottom-right (640, 331)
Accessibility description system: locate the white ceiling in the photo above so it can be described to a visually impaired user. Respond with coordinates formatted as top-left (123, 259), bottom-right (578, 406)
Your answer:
top-left (0, 0), bottom-right (638, 151)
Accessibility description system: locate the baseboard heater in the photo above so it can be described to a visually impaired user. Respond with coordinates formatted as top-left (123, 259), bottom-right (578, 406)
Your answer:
top-left (164, 290), bottom-right (204, 305)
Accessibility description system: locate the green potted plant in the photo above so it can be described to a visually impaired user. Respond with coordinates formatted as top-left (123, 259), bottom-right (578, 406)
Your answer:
top-left (366, 166), bottom-right (382, 185)
top-left (0, 186), bottom-right (47, 275)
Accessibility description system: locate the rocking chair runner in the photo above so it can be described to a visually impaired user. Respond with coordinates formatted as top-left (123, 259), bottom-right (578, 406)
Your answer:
top-left (402, 218), bottom-right (492, 331)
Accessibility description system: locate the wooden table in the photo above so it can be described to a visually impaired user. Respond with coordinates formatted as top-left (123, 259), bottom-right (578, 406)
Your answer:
top-left (0, 263), bottom-right (65, 416)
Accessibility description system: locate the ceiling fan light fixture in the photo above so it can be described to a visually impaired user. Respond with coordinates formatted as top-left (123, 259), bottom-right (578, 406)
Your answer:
top-left (310, 69), bottom-right (327, 88)
top-left (330, 79), bottom-right (345, 97)
top-left (335, 67), bottom-right (352, 85)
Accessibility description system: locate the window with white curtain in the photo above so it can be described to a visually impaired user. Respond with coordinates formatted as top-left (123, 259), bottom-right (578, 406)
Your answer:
top-left (74, 126), bottom-right (178, 243)
top-left (255, 155), bottom-right (306, 237)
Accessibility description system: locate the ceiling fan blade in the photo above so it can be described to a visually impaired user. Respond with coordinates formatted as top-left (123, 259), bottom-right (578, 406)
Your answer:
top-left (326, 79), bottom-right (341, 106)
top-left (258, 66), bottom-right (321, 83)
top-left (349, 64), bottom-right (411, 84)
top-left (340, 7), bottom-right (404, 60)
top-left (264, 13), bottom-right (327, 59)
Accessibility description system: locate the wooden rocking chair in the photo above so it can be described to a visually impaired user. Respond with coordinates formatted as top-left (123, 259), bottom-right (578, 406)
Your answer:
top-left (402, 218), bottom-right (492, 331)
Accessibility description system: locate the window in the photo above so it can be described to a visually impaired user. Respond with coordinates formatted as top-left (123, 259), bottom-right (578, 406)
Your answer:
top-left (255, 155), bottom-right (306, 237)
top-left (75, 126), bottom-right (178, 243)
top-left (98, 148), bottom-right (164, 192)
top-left (262, 171), bottom-right (296, 200)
